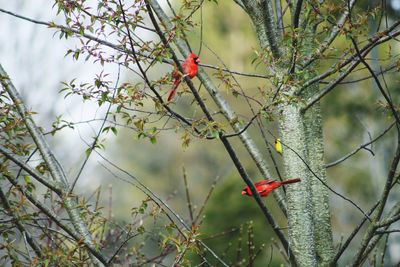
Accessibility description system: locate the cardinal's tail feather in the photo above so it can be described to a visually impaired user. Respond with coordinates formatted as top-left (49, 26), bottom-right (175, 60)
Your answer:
top-left (167, 88), bottom-right (177, 102)
top-left (281, 178), bottom-right (301, 185)
top-left (167, 77), bottom-right (181, 101)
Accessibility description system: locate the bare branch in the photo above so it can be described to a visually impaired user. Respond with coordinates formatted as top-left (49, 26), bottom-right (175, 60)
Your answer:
top-left (275, 0), bottom-right (284, 35)
top-left (292, 0), bottom-right (303, 29)
top-left (182, 167), bottom-right (194, 224)
top-left (375, 229), bottom-right (400, 235)
top-left (326, 122), bottom-right (395, 168)
top-left (377, 203), bottom-right (400, 227)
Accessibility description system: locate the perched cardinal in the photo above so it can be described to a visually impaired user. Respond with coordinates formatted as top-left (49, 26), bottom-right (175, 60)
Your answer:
top-left (241, 178), bottom-right (301, 197)
top-left (167, 53), bottom-right (200, 102)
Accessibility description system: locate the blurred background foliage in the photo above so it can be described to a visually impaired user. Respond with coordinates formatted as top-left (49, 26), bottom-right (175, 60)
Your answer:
top-left (1, 0), bottom-right (400, 265)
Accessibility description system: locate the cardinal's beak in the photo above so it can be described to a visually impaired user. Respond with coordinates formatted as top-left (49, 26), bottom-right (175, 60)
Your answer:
top-left (241, 190), bottom-right (247, 195)
top-left (196, 58), bottom-right (201, 63)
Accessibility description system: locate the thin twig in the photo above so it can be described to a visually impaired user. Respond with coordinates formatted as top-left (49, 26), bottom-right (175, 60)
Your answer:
top-left (182, 166), bottom-right (194, 224)
top-left (275, 136), bottom-right (372, 221)
top-left (69, 65), bottom-right (121, 193)
top-left (4, 176), bottom-right (108, 265)
top-left (0, 145), bottom-right (61, 194)
top-left (349, 36), bottom-right (400, 126)
top-left (326, 122), bottom-right (395, 168)
top-left (97, 156), bottom-right (225, 266)
top-left (194, 176), bottom-right (219, 224)
top-left (302, 0), bottom-right (357, 68)
top-left (0, 8), bottom-right (270, 80)
top-left (0, 187), bottom-right (42, 258)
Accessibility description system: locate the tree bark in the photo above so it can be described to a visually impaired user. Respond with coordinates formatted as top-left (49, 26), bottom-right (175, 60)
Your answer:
top-left (279, 99), bottom-right (317, 266)
top-left (303, 102), bottom-right (334, 266)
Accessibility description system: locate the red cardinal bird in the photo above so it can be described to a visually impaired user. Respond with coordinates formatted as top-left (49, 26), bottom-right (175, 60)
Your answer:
top-left (241, 178), bottom-right (301, 197)
top-left (168, 53), bottom-right (200, 102)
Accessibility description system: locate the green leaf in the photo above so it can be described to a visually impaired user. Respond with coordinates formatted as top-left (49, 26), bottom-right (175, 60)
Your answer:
top-left (85, 148), bottom-right (92, 157)
top-left (74, 51), bottom-right (80, 60)
top-left (150, 136), bottom-right (157, 144)
top-left (24, 175), bottom-right (31, 184)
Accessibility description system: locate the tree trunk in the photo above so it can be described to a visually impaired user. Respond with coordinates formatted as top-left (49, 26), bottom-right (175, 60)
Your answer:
top-left (303, 99), bottom-right (334, 266)
top-left (279, 97), bottom-right (317, 266)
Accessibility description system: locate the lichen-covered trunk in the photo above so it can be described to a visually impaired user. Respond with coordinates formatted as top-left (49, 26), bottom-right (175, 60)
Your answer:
top-left (279, 88), bottom-right (334, 266)
top-left (279, 99), bottom-right (317, 266)
top-left (303, 100), bottom-right (334, 266)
